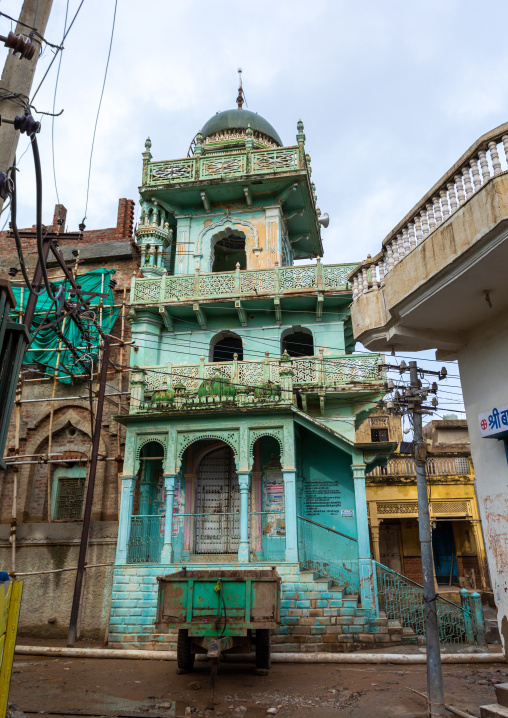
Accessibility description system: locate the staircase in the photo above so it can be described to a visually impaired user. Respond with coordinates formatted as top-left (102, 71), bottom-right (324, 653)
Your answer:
top-left (273, 569), bottom-right (404, 652)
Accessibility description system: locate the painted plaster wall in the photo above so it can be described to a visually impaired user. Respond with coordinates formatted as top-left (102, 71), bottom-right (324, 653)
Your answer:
top-left (174, 208), bottom-right (281, 276)
top-left (0, 522), bottom-right (117, 638)
top-left (156, 321), bottom-right (346, 366)
top-left (458, 309), bottom-right (508, 650)
top-left (298, 432), bottom-right (357, 539)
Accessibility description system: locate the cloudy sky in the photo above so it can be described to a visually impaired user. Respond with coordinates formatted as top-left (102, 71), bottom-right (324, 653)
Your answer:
top-left (3, 0), bottom-right (507, 418)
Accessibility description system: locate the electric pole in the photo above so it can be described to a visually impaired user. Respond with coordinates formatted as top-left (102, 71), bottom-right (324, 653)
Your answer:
top-left (0, 0), bottom-right (53, 210)
top-left (381, 358), bottom-right (448, 718)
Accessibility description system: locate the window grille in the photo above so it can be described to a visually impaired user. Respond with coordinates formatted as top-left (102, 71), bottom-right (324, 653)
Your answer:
top-left (371, 428), bottom-right (389, 442)
top-left (55, 477), bottom-right (85, 520)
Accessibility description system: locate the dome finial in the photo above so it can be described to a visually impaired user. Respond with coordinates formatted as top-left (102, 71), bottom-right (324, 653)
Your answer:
top-left (236, 67), bottom-right (246, 109)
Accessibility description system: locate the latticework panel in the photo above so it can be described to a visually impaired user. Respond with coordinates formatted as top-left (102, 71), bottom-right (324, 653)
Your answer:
top-left (432, 501), bottom-right (469, 515)
top-left (377, 502), bottom-right (419, 515)
top-left (238, 362), bottom-right (264, 386)
top-left (133, 280), bottom-right (161, 303)
top-left (292, 359), bottom-right (317, 384)
top-left (165, 276), bottom-right (195, 299)
top-left (198, 274), bottom-right (236, 296)
top-left (204, 363), bottom-right (233, 380)
top-left (279, 266), bottom-right (317, 290)
top-left (200, 155), bottom-right (246, 179)
top-left (269, 363), bottom-right (281, 383)
top-left (148, 160), bottom-right (194, 184)
top-left (172, 365), bottom-right (200, 390)
top-left (324, 356), bottom-right (379, 384)
top-left (251, 148), bottom-right (298, 174)
top-left (322, 265), bottom-right (355, 289)
top-left (240, 271), bottom-right (275, 295)
top-left (144, 369), bottom-right (168, 392)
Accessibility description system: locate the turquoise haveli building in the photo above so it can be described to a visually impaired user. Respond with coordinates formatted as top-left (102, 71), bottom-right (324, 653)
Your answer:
top-left (109, 98), bottom-right (396, 651)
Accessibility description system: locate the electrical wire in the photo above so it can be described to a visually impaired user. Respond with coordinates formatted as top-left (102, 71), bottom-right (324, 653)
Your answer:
top-left (30, 0), bottom-right (85, 104)
top-left (51, 0), bottom-right (69, 206)
top-left (82, 0), bottom-right (118, 225)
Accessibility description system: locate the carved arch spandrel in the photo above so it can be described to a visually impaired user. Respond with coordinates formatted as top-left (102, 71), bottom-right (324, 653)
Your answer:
top-left (248, 428), bottom-right (284, 468)
top-left (196, 215), bottom-right (259, 270)
top-left (176, 430), bottom-right (239, 467)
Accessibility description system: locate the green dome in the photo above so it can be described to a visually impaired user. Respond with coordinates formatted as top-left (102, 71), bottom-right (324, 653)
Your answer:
top-left (200, 109), bottom-right (283, 146)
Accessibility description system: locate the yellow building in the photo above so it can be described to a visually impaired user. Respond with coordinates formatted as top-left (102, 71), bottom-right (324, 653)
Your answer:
top-left (357, 413), bottom-right (489, 591)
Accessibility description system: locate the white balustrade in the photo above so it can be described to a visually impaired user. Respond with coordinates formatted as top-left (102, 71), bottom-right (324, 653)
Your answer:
top-left (470, 158), bottom-right (481, 190)
top-left (462, 166), bottom-right (473, 199)
top-left (402, 227), bottom-right (410, 253)
top-left (440, 189), bottom-right (450, 219)
top-left (478, 148), bottom-right (490, 184)
top-left (396, 233), bottom-right (404, 259)
top-left (447, 182), bottom-right (458, 211)
top-left (420, 209), bottom-right (429, 239)
top-left (350, 123), bottom-right (508, 296)
top-left (455, 174), bottom-right (466, 205)
top-left (489, 141), bottom-right (502, 175)
top-left (433, 196), bottom-right (442, 226)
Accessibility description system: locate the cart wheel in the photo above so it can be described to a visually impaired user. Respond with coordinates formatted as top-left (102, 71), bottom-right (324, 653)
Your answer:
top-left (176, 629), bottom-right (195, 673)
top-left (255, 629), bottom-right (271, 671)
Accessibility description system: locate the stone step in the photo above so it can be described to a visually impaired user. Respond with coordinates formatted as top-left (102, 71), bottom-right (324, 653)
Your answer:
top-left (342, 594), bottom-right (359, 608)
top-left (298, 571), bottom-right (321, 583)
top-left (495, 684), bottom-right (508, 709)
top-left (314, 577), bottom-right (333, 590)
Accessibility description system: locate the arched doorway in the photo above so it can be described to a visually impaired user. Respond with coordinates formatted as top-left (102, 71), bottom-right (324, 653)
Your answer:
top-left (194, 443), bottom-right (242, 555)
top-left (211, 231), bottom-right (246, 272)
top-left (281, 326), bottom-right (314, 357)
top-left (210, 331), bottom-right (244, 361)
top-left (128, 441), bottom-right (165, 563)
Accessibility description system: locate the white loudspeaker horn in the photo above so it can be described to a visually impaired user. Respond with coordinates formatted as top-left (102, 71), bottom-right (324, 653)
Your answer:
top-left (318, 213), bottom-right (329, 228)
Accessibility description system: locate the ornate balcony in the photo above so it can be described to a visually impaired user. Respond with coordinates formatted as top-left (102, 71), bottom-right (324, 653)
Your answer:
top-left (130, 261), bottom-right (358, 306)
top-left (129, 352), bottom-right (382, 415)
top-left (143, 146), bottom-right (302, 187)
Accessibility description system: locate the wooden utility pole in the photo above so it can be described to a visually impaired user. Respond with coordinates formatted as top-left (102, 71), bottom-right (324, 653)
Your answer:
top-left (0, 0), bottom-right (53, 208)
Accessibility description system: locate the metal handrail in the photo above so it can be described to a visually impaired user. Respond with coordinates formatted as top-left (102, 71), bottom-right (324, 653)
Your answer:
top-left (372, 561), bottom-right (464, 609)
top-left (297, 515), bottom-right (357, 542)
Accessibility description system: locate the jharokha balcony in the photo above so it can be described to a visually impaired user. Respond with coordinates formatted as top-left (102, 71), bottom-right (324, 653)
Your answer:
top-left (129, 352), bottom-right (382, 416)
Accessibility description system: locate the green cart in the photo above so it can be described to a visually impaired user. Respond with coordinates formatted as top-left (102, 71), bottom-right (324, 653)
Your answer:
top-left (156, 568), bottom-right (281, 708)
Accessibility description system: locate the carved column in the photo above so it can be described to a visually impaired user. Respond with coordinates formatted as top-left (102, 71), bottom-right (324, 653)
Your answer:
top-left (115, 475), bottom-right (136, 565)
top-left (238, 471), bottom-right (251, 563)
top-left (161, 473), bottom-right (177, 563)
top-left (282, 469), bottom-right (298, 562)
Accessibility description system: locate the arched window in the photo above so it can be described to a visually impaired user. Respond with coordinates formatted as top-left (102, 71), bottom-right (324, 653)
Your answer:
top-left (281, 326), bottom-right (314, 357)
top-left (210, 331), bottom-right (244, 362)
top-left (211, 231), bottom-right (246, 272)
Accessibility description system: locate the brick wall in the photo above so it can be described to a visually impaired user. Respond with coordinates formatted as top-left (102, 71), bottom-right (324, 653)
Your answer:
top-left (0, 198), bottom-right (139, 527)
top-left (402, 557), bottom-right (424, 584)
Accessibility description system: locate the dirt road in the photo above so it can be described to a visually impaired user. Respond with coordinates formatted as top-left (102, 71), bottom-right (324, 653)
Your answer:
top-left (8, 646), bottom-right (507, 718)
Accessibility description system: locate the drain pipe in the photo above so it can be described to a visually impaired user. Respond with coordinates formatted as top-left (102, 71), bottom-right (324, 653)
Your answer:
top-left (14, 646), bottom-right (505, 664)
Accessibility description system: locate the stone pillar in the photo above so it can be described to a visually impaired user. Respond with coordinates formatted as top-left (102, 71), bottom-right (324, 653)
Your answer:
top-left (161, 474), bottom-right (177, 563)
top-left (115, 475), bottom-right (136, 565)
top-left (238, 471), bottom-right (251, 563)
top-left (282, 470), bottom-right (298, 562)
top-left (352, 463), bottom-right (376, 611)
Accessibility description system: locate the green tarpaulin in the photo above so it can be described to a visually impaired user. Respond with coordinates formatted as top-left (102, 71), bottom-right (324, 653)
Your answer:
top-left (10, 268), bottom-right (120, 384)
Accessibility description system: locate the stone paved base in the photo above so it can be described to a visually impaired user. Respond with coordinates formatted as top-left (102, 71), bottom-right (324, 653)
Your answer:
top-left (108, 563), bottom-right (403, 651)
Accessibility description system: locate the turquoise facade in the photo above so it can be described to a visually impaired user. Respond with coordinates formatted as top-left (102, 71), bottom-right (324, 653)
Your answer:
top-left (111, 106), bottom-right (396, 651)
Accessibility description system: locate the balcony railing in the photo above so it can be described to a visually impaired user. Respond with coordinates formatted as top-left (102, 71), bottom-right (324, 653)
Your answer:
top-left (145, 146), bottom-right (301, 187)
top-left (368, 456), bottom-right (471, 477)
top-left (130, 261), bottom-right (357, 305)
top-left (350, 121), bottom-right (508, 298)
top-left (129, 352), bottom-right (382, 413)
